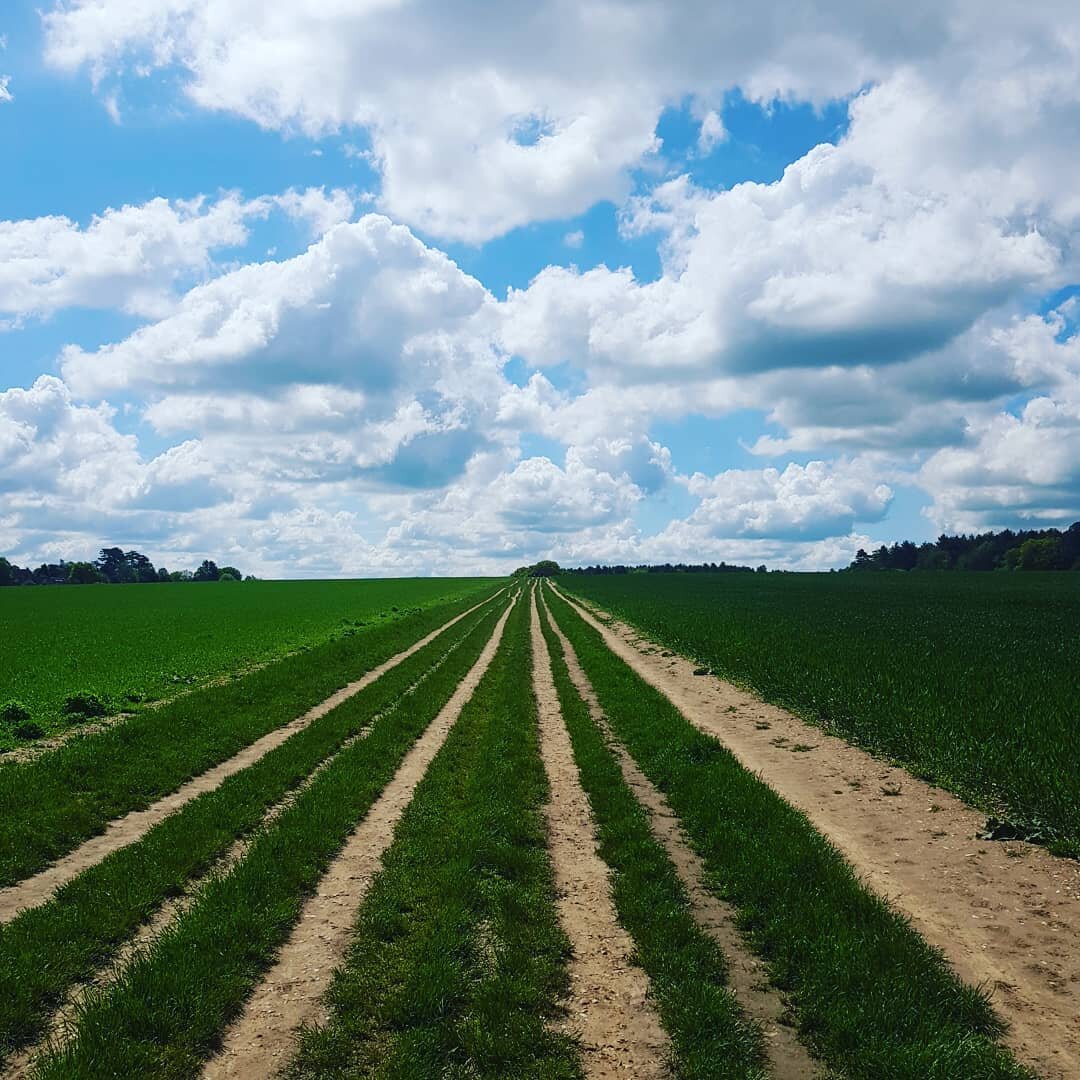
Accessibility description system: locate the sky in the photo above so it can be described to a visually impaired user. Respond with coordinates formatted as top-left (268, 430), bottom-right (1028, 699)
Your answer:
top-left (2, 2), bottom-right (1079, 578)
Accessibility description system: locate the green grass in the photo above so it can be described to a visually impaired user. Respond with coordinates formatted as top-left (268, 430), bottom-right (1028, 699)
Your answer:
top-left (544, 585), bottom-right (1032, 1080)
top-left (0, 597), bottom-right (501, 1066)
top-left (535, 591), bottom-right (766, 1080)
top-left (288, 592), bottom-right (579, 1079)
top-left (0, 585), bottom-right (501, 887)
top-left (30, 596), bottom-right (516, 1079)
top-left (0, 577), bottom-right (493, 743)
top-left (561, 571), bottom-right (1080, 856)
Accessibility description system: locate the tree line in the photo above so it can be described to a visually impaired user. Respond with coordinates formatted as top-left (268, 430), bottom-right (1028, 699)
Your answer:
top-left (848, 521), bottom-right (1080, 572)
top-left (0, 547), bottom-right (249, 586)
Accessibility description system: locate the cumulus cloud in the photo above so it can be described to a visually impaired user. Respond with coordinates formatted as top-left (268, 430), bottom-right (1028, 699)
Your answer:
top-left (61, 215), bottom-right (496, 400)
top-left (675, 459), bottom-right (892, 540)
top-left (0, 76), bottom-right (12, 104)
top-left (921, 388), bottom-right (1080, 532)
top-left (0, 187), bottom-right (356, 327)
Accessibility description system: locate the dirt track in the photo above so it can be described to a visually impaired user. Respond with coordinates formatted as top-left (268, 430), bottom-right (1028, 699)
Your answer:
top-left (529, 589), bottom-right (669, 1078)
top-left (0, 591), bottom-right (500, 923)
top-left (551, 582), bottom-right (1080, 1080)
top-left (202, 596), bottom-right (514, 1078)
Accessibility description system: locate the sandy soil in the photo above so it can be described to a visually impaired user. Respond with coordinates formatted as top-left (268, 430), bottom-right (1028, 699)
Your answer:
top-left (0, 591), bottom-right (501, 924)
top-left (529, 590), bottom-right (670, 1079)
top-left (540, 590), bottom-right (822, 1080)
top-left (201, 596), bottom-right (516, 1079)
top-left (551, 583), bottom-right (1080, 1080)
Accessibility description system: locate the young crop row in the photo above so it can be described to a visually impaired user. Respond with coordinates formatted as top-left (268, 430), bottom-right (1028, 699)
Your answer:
top-left (26, 596), bottom-right (514, 1077)
top-left (0, 576), bottom-right (493, 745)
top-left (0, 583), bottom-right (502, 887)
top-left (542, 584), bottom-right (1030, 1079)
top-left (0, 595), bottom-right (504, 1066)
top-left (561, 571), bottom-right (1080, 857)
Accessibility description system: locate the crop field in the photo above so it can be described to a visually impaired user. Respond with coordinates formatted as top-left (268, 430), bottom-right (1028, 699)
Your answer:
top-left (562, 571), bottom-right (1080, 858)
top-left (0, 578), bottom-right (491, 747)
top-left (0, 577), bottom-right (1074, 1079)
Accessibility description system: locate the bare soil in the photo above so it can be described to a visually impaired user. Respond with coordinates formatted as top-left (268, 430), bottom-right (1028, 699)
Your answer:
top-left (530, 590), bottom-right (669, 1079)
top-left (541, 591), bottom-right (822, 1080)
top-left (201, 597), bottom-right (515, 1079)
top-left (0, 592), bottom-right (500, 924)
top-left (552, 584), bottom-right (1080, 1080)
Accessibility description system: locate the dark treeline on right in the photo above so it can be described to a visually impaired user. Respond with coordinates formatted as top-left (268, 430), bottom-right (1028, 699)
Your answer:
top-left (850, 521), bottom-right (1080, 572)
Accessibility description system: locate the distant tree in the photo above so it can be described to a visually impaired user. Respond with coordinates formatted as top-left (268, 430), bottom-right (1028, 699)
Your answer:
top-left (0, 557), bottom-right (13, 587)
top-left (218, 566), bottom-right (242, 581)
top-left (33, 562), bottom-right (69, 585)
top-left (95, 547), bottom-right (130, 583)
top-left (157, 567), bottom-right (171, 582)
top-left (67, 561), bottom-right (105, 584)
top-left (756, 564), bottom-right (768, 573)
top-left (530, 560), bottom-right (561, 578)
top-left (125, 550), bottom-right (158, 583)
top-left (1014, 536), bottom-right (1062, 570)
top-left (193, 560), bottom-right (221, 582)
top-left (170, 570), bottom-right (194, 582)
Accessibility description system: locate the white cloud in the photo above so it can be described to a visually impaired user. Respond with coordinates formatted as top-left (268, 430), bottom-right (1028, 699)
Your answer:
top-left (0, 76), bottom-right (12, 104)
top-left (921, 386), bottom-right (1080, 532)
top-left (676, 459), bottom-right (892, 540)
top-left (563, 229), bottom-right (584, 249)
top-left (696, 108), bottom-right (726, 153)
top-left (0, 187), bottom-right (355, 327)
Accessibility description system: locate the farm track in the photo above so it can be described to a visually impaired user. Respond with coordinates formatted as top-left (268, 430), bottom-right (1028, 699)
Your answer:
top-left (540, 587), bottom-right (821, 1080)
top-left (201, 596), bottom-right (516, 1078)
top-left (0, 590), bottom-right (502, 923)
top-left (552, 582), bottom-right (1080, 1080)
top-left (529, 589), bottom-right (669, 1079)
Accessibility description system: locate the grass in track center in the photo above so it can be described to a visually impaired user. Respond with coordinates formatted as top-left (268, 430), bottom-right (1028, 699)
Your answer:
top-left (544, 585), bottom-right (1033, 1080)
top-left (29, 597), bottom-right (514, 1079)
top-left (0, 595), bottom-right (503, 1066)
top-left (0, 584), bottom-right (501, 887)
top-left (536, 591), bottom-right (768, 1080)
top-left (287, 592), bottom-right (581, 1080)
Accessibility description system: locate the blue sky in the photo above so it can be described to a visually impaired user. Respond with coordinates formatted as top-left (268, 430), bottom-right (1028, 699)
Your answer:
top-left (2, 2), bottom-right (1078, 576)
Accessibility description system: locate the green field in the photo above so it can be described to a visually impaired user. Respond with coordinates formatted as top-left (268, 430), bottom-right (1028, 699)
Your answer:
top-left (561, 571), bottom-right (1080, 857)
top-left (0, 578), bottom-right (492, 745)
top-left (0, 582), bottom-right (1048, 1077)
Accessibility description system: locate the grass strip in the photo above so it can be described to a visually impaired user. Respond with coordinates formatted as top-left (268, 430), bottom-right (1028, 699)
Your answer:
top-left (0, 584), bottom-right (500, 887)
top-left (536, 593), bottom-right (767, 1080)
top-left (544, 586), bottom-right (1032, 1080)
top-left (29, 597), bottom-right (514, 1079)
top-left (0, 597), bottom-right (501, 1065)
top-left (287, 593), bottom-right (580, 1079)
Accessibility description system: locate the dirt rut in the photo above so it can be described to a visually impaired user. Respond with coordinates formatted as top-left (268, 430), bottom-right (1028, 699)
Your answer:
top-left (540, 590), bottom-right (821, 1080)
top-left (0, 591), bottom-right (501, 924)
top-left (550, 582), bottom-right (1080, 1080)
top-left (201, 597), bottom-right (516, 1079)
top-left (529, 589), bottom-right (669, 1079)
